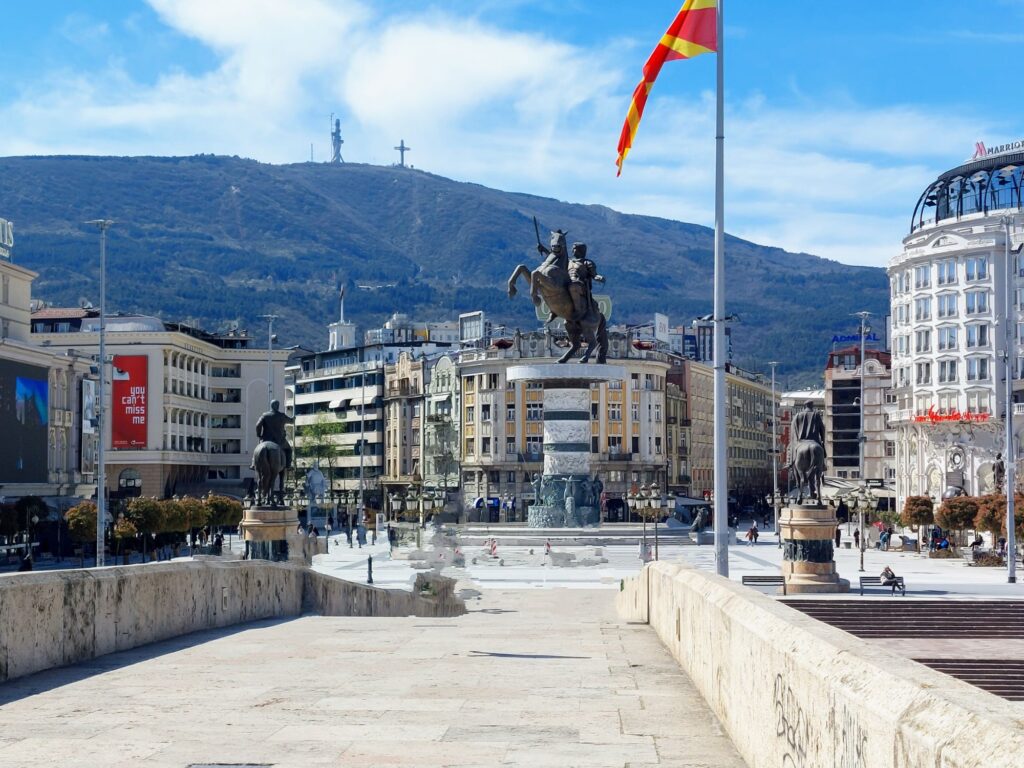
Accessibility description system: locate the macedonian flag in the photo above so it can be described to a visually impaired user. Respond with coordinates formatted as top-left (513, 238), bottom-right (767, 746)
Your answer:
top-left (615, 0), bottom-right (718, 175)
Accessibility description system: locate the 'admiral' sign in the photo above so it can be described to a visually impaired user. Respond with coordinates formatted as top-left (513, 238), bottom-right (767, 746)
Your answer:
top-left (972, 139), bottom-right (1024, 162)
top-left (832, 332), bottom-right (880, 344)
top-left (0, 217), bottom-right (12, 260)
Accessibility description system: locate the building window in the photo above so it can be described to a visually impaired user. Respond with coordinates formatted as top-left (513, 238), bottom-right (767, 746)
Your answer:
top-left (525, 435), bottom-right (542, 455)
top-left (481, 404), bottom-right (491, 421)
top-left (507, 471), bottom-right (516, 483)
top-left (966, 291), bottom-right (989, 314)
top-left (914, 297), bottom-right (931, 321)
top-left (631, 402), bottom-right (639, 422)
top-left (487, 373), bottom-right (499, 390)
top-left (937, 293), bottom-right (957, 318)
top-left (506, 437), bottom-right (516, 455)
top-left (466, 406), bottom-right (475, 422)
top-left (654, 403), bottom-right (662, 422)
top-left (914, 265), bottom-right (930, 289)
top-left (936, 260), bottom-right (956, 285)
top-left (914, 330), bottom-right (931, 353)
top-left (481, 437), bottom-right (491, 454)
top-left (965, 256), bottom-right (988, 281)
top-left (608, 403), bottom-right (622, 421)
top-left (526, 403), bottom-right (543, 421)
top-left (655, 436), bottom-right (663, 454)
top-left (608, 435), bottom-right (623, 454)
top-left (938, 360), bottom-right (957, 384)
top-left (967, 390), bottom-right (991, 414)
top-left (966, 323), bottom-right (990, 348)
top-left (506, 405), bottom-right (515, 421)
top-left (966, 357), bottom-right (990, 381)
top-left (592, 436), bottom-right (599, 453)
top-left (937, 326), bottom-right (957, 350)
top-left (915, 362), bottom-right (931, 385)
top-left (1, 275), bottom-right (8, 305)
top-left (465, 438), bottom-right (475, 455)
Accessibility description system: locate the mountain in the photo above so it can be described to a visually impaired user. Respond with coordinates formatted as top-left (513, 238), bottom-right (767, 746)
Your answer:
top-left (0, 155), bottom-right (889, 384)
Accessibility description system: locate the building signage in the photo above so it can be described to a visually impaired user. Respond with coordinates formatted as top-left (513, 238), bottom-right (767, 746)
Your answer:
top-left (972, 139), bottom-right (1024, 162)
top-left (0, 217), bottom-right (13, 260)
top-left (81, 379), bottom-right (96, 435)
top-left (654, 313), bottom-right (669, 343)
top-left (111, 355), bottom-right (148, 448)
top-left (913, 406), bottom-right (990, 424)
top-left (831, 332), bottom-right (880, 344)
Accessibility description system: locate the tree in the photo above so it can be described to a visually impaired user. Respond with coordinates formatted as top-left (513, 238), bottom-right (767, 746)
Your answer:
top-left (297, 413), bottom-right (339, 494)
top-left (936, 496), bottom-right (979, 547)
top-left (178, 496), bottom-right (209, 535)
top-left (159, 499), bottom-right (188, 534)
top-left (65, 502), bottom-right (97, 565)
top-left (205, 495), bottom-right (243, 529)
top-left (901, 496), bottom-right (934, 553)
top-left (124, 497), bottom-right (165, 559)
top-left (974, 493), bottom-right (1024, 542)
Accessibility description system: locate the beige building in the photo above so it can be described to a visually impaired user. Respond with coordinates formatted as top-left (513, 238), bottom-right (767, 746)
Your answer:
top-left (678, 359), bottom-right (777, 504)
top-left (32, 311), bottom-right (287, 498)
top-left (457, 331), bottom-right (670, 522)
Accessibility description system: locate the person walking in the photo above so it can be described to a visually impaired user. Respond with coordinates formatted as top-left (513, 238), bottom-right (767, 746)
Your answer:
top-left (853, 528), bottom-right (861, 549)
top-left (835, 526), bottom-right (842, 548)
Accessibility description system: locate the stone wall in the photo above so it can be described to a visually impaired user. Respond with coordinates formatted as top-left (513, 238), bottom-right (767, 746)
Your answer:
top-left (0, 560), bottom-right (304, 683)
top-left (0, 561), bottom-right (465, 684)
top-left (617, 563), bottom-right (1024, 768)
top-left (304, 571), bottom-right (466, 618)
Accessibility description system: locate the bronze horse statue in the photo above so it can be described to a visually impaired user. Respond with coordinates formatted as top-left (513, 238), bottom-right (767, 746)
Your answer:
top-left (507, 229), bottom-right (608, 364)
top-left (790, 440), bottom-right (825, 505)
top-left (252, 440), bottom-right (287, 507)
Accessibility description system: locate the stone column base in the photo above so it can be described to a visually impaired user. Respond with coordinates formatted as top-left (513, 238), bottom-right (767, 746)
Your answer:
top-left (780, 504), bottom-right (849, 594)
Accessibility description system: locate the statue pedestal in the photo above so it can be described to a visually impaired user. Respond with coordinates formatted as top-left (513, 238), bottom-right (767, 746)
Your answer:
top-left (508, 364), bottom-right (625, 529)
top-left (241, 505), bottom-right (312, 564)
top-left (780, 504), bottom-right (849, 594)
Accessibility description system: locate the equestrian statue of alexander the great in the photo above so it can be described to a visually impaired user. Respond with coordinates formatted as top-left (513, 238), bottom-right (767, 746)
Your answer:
top-left (507, 220), bottom-right (609, 364)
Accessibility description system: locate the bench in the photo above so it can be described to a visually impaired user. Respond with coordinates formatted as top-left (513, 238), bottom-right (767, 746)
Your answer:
top-left (859, 575), bottom-right (906, 596)
top-left (741, 574), bottom-right (787, 596)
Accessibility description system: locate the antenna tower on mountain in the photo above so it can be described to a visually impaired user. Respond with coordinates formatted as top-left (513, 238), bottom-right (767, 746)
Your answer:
top-left (331, 114), bottom-right (344, 164)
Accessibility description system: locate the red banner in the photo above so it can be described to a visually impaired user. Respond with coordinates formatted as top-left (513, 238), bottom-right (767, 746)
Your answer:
top-left (913, 406), bottom-right (990, 424)
top-left (111, 355), bottom-right (148, 449)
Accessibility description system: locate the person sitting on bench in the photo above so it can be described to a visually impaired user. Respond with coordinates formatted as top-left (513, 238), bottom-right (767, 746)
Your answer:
top-left (880, 566), bottom-right (903, 595)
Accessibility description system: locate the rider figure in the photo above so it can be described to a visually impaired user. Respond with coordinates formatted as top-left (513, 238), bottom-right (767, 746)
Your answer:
top-left (789, 399), bottom-right (826, 465)
top-left (567, 242), bottom-right (604, 320)
top-left (254, 399), bottom-right (295, 469)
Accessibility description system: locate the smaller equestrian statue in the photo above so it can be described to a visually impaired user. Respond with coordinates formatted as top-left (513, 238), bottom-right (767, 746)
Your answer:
top-left (507, 219), bottom-right (609, 364)
top-left (788, 400), bottom-right (826, 505)
top-left (251, 399), bottom-right (294, 507)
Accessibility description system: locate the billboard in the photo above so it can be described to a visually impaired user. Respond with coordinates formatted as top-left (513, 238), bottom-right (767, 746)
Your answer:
top-left (654, 313), bottom-right (669, 343)
top-left (81, 379), bottom-right (96, 435)
top-left (112, 355), bottom-right (148, 449)
top-left (0, 359), bottom-right (49, 482)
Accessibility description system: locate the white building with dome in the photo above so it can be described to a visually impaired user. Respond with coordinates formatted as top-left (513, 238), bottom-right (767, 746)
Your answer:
top-left (889, 142), bottom-right (1024, 509)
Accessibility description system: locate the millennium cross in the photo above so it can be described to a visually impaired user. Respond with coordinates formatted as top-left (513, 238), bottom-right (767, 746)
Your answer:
top-left (394, 140), bottom-right (411, 167)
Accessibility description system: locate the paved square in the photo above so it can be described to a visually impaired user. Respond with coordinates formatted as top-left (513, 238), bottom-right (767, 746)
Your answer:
top-left (0, 589), bottom-right (746, 768)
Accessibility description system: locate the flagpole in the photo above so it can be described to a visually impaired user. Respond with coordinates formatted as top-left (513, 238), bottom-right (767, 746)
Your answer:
top-left (712, 0), bottom-right (729, 577)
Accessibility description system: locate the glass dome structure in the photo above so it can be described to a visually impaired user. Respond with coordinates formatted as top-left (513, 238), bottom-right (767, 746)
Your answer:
top-left (910, 151), bottom-right (1024, 233)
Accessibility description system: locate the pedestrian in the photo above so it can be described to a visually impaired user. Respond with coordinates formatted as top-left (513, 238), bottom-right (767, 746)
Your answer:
top-left (372, 528), bottom-right (377, 546)
top-left (853, 528), bottom-right (861, 549)
top-left (835, 526), bottom-right (842, 548)
top-left (745, 526), bottom-right (754, 546)
top-left (345, 526), bottom-right (353, 548)
top-left (752, 523), bottom-right (759, 544)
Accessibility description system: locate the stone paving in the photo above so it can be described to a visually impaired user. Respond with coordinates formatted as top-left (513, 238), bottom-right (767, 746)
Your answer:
top-left (0, 589), bottom-right (746, 768)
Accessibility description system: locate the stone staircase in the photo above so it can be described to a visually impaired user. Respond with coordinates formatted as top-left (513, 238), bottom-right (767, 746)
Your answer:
top-left (781, 599), bottom-right (1024, 639)
top-left (781, 599), bottom-right (1024, 701)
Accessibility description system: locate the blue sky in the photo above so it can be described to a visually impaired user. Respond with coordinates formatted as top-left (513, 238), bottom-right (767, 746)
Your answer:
top-left (1, 1), bottom-right (1022, 267)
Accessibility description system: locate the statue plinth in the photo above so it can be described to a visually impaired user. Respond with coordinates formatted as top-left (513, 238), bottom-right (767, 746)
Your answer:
top-left (241, 505), bottom-right (313, 564)
top-left (779, 504), bottom-right (849, 594)
top-left (507, 364), bottom-right (623, 529)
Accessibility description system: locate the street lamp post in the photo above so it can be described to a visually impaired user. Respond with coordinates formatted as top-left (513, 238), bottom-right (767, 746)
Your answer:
top-left (1002, 215), bottom-right (1018, 583)
top-left (261, 314), bottom-right (279, 408)
top-left (768, 361), bottom-right (781, 548)
top-left (85, 219), bottom-right (113, 568)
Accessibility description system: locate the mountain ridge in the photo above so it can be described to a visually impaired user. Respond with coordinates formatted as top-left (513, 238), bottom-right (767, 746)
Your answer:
top-left (0, 154), bottom-right (889, 385)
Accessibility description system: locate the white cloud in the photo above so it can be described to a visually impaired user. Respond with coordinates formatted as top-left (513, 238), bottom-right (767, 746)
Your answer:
top-left (0, 0), bottom-right (1002, 269)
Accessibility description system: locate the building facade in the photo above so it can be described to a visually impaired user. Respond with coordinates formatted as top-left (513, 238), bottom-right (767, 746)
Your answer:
top-left (457, 331), bottom-right (671, 522)
top-left (824, 346), bottom-right (895, 484)
top-left (33, 311), bottom-right (287, 498)
top-left (889, 145), bottom-right (1024, 508)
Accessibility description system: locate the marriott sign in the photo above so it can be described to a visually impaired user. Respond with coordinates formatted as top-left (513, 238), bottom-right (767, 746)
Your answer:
top-left (971, 138), bottom-right (1024, 162)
